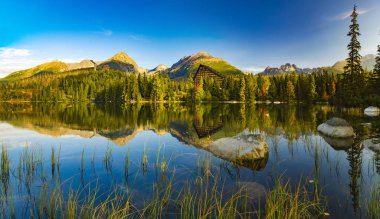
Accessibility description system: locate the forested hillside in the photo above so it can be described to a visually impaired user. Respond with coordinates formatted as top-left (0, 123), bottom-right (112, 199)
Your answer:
top-left (1, 65), bottom-right (378, 106)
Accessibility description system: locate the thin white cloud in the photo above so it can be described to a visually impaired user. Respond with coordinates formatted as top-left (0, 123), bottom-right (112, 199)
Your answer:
top-left (92, 28), bottom-right (113, 36)
top-left (0, 58), bottom-right (50, 77)
top-left (102, 29), bottom-right (113, 36)
top-left (242, 66), bottom-right (265, 73)
top-left (333, 9), bottom-right (369, 20)
top-left (0, 48), bottom-right (31, 58)
top-left (129, 34), bottom-right (150, 43)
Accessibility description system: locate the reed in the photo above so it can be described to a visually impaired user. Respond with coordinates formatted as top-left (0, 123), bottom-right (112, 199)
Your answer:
top-left (57, 145), bottom-right (61, 167)
top-left (142, 144), bottom-right (149, 173)
top-left (51, 147), bottom-right (56, 177)
top-left (365, 182), bottom-right (380, 219)
top-left (80, 148), bottom-right (85, 173)
top-left (124, 148), bottom-right (130, 182)
top-left (1, 145), bottom-right (10, 182)
top-left (103, 145), bottom-right (113, 173)
top-left (80, 148), bottom-right (85, 186)
top-left (0, 143), bottom-right (329, 219)
top-left (264, 177), bottom-right (326, 219)
top-left (1, 145), bottom-right (10, 198)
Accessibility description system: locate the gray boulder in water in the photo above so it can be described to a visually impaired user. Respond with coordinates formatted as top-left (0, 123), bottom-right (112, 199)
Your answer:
top-left (317, 117), bottom-right (355, 138)
top-left (364, 106), bottom-right (380, 117)
top-left (207, 129), bottom-right (268, 170)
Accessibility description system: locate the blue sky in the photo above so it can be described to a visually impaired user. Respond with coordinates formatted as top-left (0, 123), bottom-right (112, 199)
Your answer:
top-left (0, 0), bottom-right (379, 77)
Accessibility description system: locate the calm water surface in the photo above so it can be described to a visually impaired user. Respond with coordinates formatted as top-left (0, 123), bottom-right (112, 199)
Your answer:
top-left (0, 103), bottom-right (379, 218)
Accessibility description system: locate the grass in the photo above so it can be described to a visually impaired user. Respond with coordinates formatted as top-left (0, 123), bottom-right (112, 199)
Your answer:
top-left (142, 144), bottom-right (149, 173)
top-left (0, 143), bottom-right (331, 218)
top-left (1, 145), bottom-right (10, 188)
top-left (265, 177), bottom-right (327, 219)
top-left (51, 147), bottom-right (56, 177)
top-left (365, 181), bottom-right (380, 219)
top-left (103, 145), bottom-right (113, 173)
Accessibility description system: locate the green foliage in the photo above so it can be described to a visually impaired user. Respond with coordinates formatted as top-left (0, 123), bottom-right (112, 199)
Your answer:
top-left (285, 80), bottom-right (295, 102)
top-left (194, 78), bottom-right (205, 102)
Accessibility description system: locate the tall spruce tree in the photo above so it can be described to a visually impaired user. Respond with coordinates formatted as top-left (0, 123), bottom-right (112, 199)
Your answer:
top-left (341, 5), bottom-right (364, 98)
top-left (373, 45), bottom-right (380, 93)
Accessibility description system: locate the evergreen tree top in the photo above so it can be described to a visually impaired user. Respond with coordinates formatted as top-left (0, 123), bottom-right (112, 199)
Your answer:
top-left (344, 5), bottom-right (363, 76)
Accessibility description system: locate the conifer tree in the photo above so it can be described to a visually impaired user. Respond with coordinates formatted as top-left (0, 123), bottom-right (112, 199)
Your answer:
top-left (307, 75), bottom-right (317, 102)
top-left (286, 80), bottom-right (295, 102)
top-left (239, 77), bottom-right (246, 102)
top-left (341, 5), bottom-right (364, 98)
top-left (150, 76), bottom-right (161, 102)
top-left (372, 45), bottom-right (380, 93)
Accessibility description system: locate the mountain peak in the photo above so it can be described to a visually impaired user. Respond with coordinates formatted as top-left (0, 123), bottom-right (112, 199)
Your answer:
top-left (262, 63), bottom-right (305, 75)
top-left (168, 52), bottom-right (243, 79)
top-left (107, 52), bottom-right (137, 66)
top-left (194, 51), bottom-right (211, 57)
top-left (280, 63), bottom-right (298, 72)
top-left (148, 64), bottom-right (168, 74)
top-left (155, 64), bottom-right (168, 70)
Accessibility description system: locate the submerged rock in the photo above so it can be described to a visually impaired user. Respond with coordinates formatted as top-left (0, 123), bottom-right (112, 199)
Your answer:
top-left (317, 117), bottom-right (355, 138)
top-left (364, 106), bottom-right (380, 117)
top-left (320, 133), bottom-right (354, 150)
top-left (363, 138), bottom-right (380, 152)
top-left (225, 181), bottom-right (267, 211)
top-left (207, 130), bottom-right (268, 170)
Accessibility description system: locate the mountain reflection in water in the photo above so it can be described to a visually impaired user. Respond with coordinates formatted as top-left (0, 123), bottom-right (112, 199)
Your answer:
top-left (0, 102), bottom-right (379, 218)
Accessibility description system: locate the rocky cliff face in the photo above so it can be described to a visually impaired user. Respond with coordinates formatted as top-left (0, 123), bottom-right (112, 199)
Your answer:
top-left (261, 63), bottom-right (310, 75)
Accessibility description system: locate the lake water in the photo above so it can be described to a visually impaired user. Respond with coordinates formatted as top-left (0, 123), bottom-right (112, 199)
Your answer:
top-left (0, 103), bottom-right (379, 218)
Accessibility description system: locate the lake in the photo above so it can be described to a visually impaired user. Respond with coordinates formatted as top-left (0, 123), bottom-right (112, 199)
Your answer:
top-left (0, 102), bottom-right (379, 218)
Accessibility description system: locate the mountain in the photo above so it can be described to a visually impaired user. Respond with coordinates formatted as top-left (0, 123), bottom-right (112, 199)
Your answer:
top-left (332, 54), bottom-right (376, 71)
top-left (148, 64), bottom-right (168, 74)
top-left (260, 54), bottom-right (376, 76)
top-left (1, 60), bottom-right (68, 81)
top-left (67, 60), bottom-right (100, 71)
top-left (97, 52), bottom-right (142, 73)
top-left (261, 63), bottom-right (314, 75)
top-left (0, 52), bottom-right (145, 81)
top-left (168, 52), bottom-right (243, 80)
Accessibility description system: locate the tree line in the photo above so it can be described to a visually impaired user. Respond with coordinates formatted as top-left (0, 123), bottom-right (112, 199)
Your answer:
top-left (0, 68), bottom-right (341, 104)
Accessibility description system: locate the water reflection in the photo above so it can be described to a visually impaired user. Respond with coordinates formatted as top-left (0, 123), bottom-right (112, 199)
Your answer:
top-left (0, 102), bottom-right (380, 217)
top-left (319, 133), bottom-right (355, 150)
top-left (1, 102), bottom-right (380, 152)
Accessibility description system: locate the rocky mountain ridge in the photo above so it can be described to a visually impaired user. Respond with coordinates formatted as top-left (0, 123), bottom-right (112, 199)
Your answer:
top-left (260, 54), bottom-right (376, 75)
top-left (1, 51), bottom-right (377, 81)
